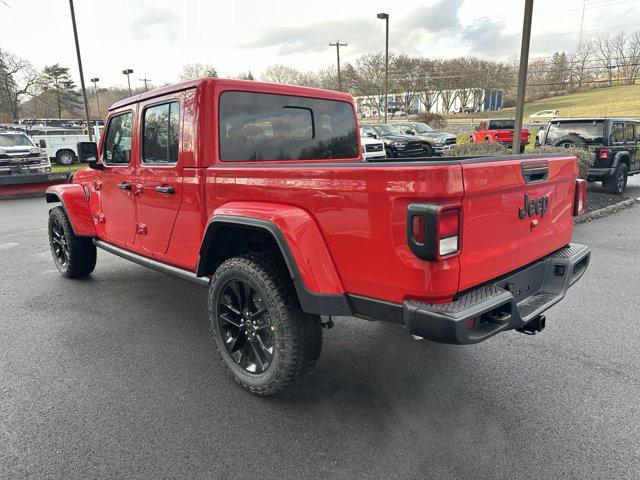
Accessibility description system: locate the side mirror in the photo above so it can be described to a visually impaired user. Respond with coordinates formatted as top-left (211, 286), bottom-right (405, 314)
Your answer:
top-left (474, 127), bottom-right (479, 131)
top-left (366, 132), bottom-right (375, 138)
top-left (77, 141), bottom-right (102, 168)
top-left (38, 139), bottom-right (46, 148)
top-left (404, 129), bottom-right (414, 135)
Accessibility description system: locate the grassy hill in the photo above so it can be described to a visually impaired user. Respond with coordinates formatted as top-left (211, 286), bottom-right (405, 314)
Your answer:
top-left (451, 84), bottom-right (640, 119)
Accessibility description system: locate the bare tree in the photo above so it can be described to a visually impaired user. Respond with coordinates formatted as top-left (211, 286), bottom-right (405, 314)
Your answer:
top-left (571, 40), bottom-right (594, 88)
top-left (261, 64), bottom-right (304, 85)
top-left (0, 48), bottom-right (39, 121)
top-left (179, 63), bottom-right (218, 81)
top-left (595, 34), bottom-right (616, 86)
top-left (342, 53), bottom-right (393, 119)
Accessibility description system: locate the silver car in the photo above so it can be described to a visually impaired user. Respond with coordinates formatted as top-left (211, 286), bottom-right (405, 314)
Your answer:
top-left (0, 132), bottom-right (52, 176)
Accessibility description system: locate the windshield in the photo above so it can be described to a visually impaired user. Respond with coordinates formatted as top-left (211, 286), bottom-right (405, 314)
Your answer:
top-left (488, 120), bottom-right (515, 129)
top-left (373, 124), bottom-right (401, 136)
top-left (412, 123), bottom-right (434, 133)
top-left (547, 121), bottom-right (604, 144)
top-left (0, 133), bottom-right (34, 147)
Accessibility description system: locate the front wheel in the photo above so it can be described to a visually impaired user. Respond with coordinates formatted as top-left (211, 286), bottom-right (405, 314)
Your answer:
top-left (603, 163), bottom-right (628, 195)
top-left (422, 144), bottom-right (434, 157)
top-left (208, 253), bottom-right (322, 396)
top-left (48, 206), bottom-right (96, 278)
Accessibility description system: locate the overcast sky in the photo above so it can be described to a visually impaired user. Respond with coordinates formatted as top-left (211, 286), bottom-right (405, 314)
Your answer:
top-left (1, 0), bottom-right (638, 89)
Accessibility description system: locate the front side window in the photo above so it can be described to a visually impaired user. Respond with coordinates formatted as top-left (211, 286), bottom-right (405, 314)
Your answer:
top-left (219, 91), bottom-right (358, 161)
top-left (143, 101), bottom-right (180, 164)
top-left (373, 124), bottom-right (401, 136)
top-left (412, 123), bottom-right (434, 133)
top-left (103, 112), bottom-right (133, 164)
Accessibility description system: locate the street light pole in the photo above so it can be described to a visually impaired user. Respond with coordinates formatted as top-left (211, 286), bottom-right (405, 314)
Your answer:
top-left (68, 0), bottom-right (92, 141)
top-left (329, 41), bottom-right (347, 91)
top-left (513, 0), bottom-right (534, 155)
top-left (377, 13), bottom-right (389, 123)
top-left (122, 69), bottom-right (133, 96)
top-left (90, 77), bottom-right (101, 120)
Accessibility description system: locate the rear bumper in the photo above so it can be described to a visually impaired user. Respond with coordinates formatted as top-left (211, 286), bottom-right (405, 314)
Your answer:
top-left (403, 244), bottom-right (590, 344)
top-left (587, 167), bottom-right (614, 180)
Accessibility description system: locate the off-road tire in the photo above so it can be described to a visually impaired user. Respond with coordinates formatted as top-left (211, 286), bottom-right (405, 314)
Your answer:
top-left (422, 143), bottom-right (434, 157)
top-left (55, 150), bottom-right (76, 166)
top-left (48, 206), bottom-right (96, 278)
top-left (208, 252), bottom-right (322, 395)
top-left (552, 134), bottom-right (587, 149)
top-left (603, 163), bottom-right (628, 195)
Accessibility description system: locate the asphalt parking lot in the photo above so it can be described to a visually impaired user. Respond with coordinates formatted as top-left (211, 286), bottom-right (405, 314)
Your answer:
top-left (2, 187), bottom-right (640, 479)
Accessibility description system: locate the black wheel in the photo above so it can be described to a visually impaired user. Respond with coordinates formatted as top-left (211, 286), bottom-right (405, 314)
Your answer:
top-left (55, 150), bottom-right (76, 166)
top-left (48, 206), bottom-right (96, 278)
top-left (603, 163), bottom-right (628, 195)
top-left (208, 253), bottom-right (322, 396)
top-left (519, 144), bottom-right (526, 154)
top-left (552, 134), bottom-right (587, 149)
top-left (422, 143), bottom-right (434, 157)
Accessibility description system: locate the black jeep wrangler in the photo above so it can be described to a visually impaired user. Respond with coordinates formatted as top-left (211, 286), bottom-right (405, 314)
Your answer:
top-left (537, 118), bottom-right (639, 195)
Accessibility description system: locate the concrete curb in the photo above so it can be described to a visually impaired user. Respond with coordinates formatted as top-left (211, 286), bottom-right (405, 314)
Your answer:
top-left (575, 197), bottom-right (639, 224)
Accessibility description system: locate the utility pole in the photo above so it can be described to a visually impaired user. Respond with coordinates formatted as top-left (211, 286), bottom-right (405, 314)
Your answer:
top-left (68, 0), bottom-right (92, 140)
top-left (139, 78), bottom-right (151, 92)
top-left (377, 13), bottom-right (389, 123)
top-left (122, 69), bottom-right (133, 96)
top-left (329, 41), bottom-right (347, 91)
top-left (513, 0), bottom-right (534, 155)
top-left (90, 77), bottom-right (101, 119)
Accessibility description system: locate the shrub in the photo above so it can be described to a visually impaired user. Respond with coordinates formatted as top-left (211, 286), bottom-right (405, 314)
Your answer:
top-left (533, 146), bottom-right (592, 179)
top-left (415, 112), bottom-right (446, 130)
top-left (444, 142), bottom-right (511, 157)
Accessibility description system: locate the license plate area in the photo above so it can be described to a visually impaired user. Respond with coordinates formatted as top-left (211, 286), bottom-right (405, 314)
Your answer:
top-left (493, 260), bottom-right (548, 304)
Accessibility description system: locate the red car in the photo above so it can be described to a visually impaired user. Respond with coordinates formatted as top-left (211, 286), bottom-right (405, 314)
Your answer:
top-left (45, 79), bottom-right (590, 395)
top-left (471, 118), bottom-right (530, 153)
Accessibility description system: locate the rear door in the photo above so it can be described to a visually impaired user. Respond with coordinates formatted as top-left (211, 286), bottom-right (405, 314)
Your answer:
top-left (135, 98), bottom-right (183, 255)
top-left (457, 155), bottom-right (576, 291)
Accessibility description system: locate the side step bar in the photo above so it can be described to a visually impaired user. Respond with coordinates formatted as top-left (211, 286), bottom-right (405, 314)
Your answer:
top-left (93, 240), bottom-right (210, 288)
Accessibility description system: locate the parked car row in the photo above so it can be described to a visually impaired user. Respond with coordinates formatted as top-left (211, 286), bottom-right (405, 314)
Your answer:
top-left (360, 122), bottom-right (457, 159)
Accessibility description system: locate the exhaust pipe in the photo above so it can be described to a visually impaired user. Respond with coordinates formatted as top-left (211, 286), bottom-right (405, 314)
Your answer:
top-left (516, 315), bottom-right (546, 335)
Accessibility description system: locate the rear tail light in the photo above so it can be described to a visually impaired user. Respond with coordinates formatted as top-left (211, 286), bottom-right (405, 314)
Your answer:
top-left (599, 149), bottom-right (610, 160)
top-left (574, 179), bottom-right (587, 216)
top-left (407, 203), bottom-right (462, 261)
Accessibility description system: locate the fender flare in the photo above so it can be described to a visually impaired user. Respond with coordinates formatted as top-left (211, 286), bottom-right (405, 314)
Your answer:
top-left (196, 202), bottom-right (352, 316)
top-left (611, 151), bottom-right (630, 169)
top-left (45, 184), bottom-right (97, 237)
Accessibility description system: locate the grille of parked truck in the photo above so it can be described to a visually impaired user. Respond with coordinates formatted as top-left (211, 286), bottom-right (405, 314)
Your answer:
top-left (45, 78), bottom-right (590, 395)
top-left (0, 132), bottom-right (52, 176)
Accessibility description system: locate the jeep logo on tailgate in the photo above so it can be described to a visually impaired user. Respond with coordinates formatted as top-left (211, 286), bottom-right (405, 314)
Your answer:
top-left (519, 193), bottom-right (549, 219)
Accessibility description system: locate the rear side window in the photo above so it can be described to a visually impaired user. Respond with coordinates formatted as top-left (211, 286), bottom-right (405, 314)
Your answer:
top-left (143, 101), bottom-right (180, 164)
top-left (611, 123), bottom-right (625, 144)
top-left (625, 124), bottom-right (635, 144)
top-left (103, 111), bottom-right (133, 165)
top-left (219, 91), bottom-right (358, 162)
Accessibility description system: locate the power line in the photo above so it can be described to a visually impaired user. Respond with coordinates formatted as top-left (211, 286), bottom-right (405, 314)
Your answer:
top-left (329, 41), bottom-right (347, 91)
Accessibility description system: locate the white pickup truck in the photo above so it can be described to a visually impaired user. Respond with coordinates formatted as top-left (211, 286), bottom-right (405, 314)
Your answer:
top-left (32, 126), bottom-right (103, 166)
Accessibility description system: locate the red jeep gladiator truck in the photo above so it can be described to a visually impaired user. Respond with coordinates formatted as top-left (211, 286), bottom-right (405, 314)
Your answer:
top-left (45, 79), bottom-right (590, 395)
top-left (471, 118), bottom-right (531, 153)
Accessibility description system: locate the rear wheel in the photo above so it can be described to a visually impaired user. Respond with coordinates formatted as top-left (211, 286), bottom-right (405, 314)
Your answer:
top-left (55, 150), bottom-right (76, 166)
top-left (48, 206), bottom-right (96, 278)
top-left (603, 163), bottom-right (628, 195)
top-left (208, 253), bottom-right (322, 396)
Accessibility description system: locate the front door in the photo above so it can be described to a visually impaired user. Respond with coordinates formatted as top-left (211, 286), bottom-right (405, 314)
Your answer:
top-left (135, 99), bottom-right (183, 255)
top-left (98, 110), bottom-right (137, 246)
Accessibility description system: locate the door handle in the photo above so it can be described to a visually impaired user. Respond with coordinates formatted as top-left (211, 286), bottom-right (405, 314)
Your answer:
top-left (155, 185), bottom-right (175, 194)
top-left (117, 182), bottom-right (132, 191)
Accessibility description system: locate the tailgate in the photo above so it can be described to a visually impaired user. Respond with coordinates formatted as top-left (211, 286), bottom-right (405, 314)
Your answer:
top-left (458, 155), bottom-right (576, 291)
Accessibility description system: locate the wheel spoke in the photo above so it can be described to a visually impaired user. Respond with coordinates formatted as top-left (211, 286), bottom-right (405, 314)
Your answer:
top-left (229, 281), bottom-right (244, 308)
top-left (220, 296), bottom-right (241, 315)
top-left (219, 312), bottom-right (242, 328)
top-left (249, 341), bottom-right (265, 372)
top-left (254, 332), bottom-right (273, 355)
